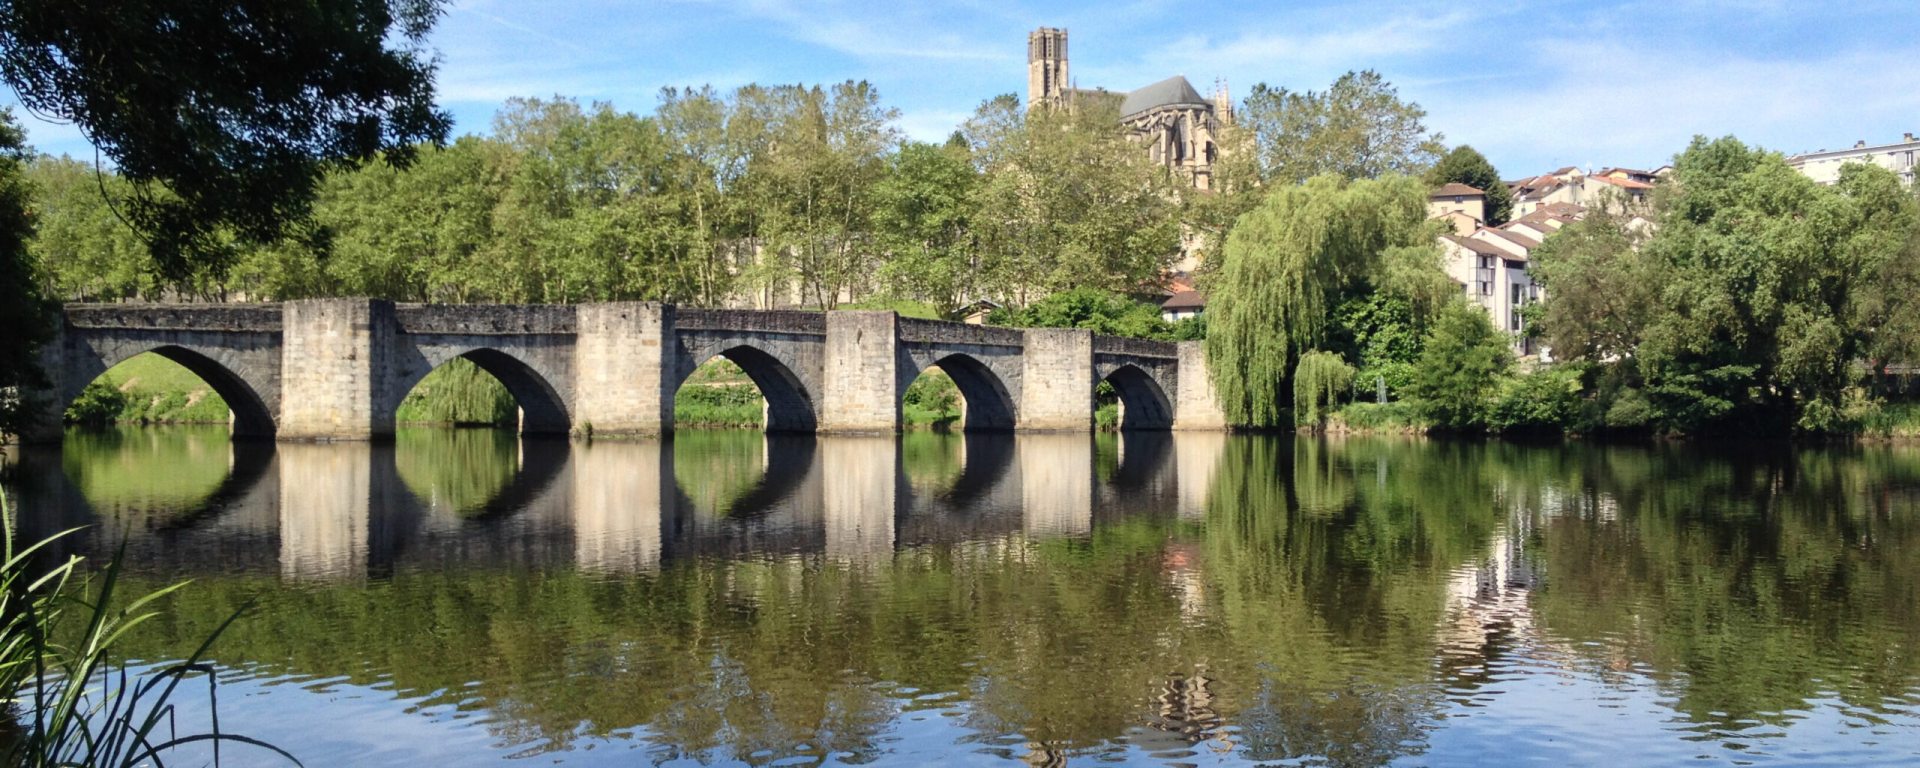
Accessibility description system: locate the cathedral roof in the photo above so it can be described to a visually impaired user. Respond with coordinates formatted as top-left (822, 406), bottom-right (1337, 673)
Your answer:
top-left (1120, 75), bottom-right (1210, 119)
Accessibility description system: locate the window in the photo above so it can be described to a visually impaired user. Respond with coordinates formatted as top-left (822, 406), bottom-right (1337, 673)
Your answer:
top-left (1510, 310), bottom-right (1523, 331)
top-left (1511, 283), bottom-right (1524, 306)
top-left (1480, 256), bottom-right (1494, 269)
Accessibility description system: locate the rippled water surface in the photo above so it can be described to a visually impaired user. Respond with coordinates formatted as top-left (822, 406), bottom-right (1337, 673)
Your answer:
top-left (4, 427), bottom-right (1920, 766)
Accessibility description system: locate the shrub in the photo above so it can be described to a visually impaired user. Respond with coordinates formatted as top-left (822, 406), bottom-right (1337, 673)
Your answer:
top-left (1293, 350), bottom-right (1354, 428)
top-left (64, 378), bottom-right (128, 425)
top-left (1487, 366), bottom-right (1584, 433)
top-left (1408, 302), bottom-right (1511, 431)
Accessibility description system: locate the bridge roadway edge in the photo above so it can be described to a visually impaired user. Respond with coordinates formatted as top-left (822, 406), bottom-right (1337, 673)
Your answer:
top-left (18, 300), bottom-right (1233, 443)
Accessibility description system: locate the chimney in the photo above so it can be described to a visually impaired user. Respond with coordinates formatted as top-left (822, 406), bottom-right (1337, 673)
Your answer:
top-left (1906, 132), bottom-right (1916, 143)
top-left (1855, 139), bottom-right (1867, 148)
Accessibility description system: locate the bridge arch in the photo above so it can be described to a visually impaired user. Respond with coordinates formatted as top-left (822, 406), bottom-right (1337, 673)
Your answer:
top-left (673, 340), bottom-right (819, 433)
top-left (902, 353), bottom-right (1018, 432)
top-left (389, 346), bottom-right (572, 435)
top-left (1099, 363), bottom-right (1175, 431)
top-left (61, 343), bottom-right (279, 438)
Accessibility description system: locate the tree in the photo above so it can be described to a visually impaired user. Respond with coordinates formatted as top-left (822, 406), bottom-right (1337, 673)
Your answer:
top-left (970, 103), bottom-right (1182, 301)
top-left (1238, 71), bottom-right (1444, 185)
top-left (1426, 146), bottom-right (1513, 225)
top-left (1527, 208), bottom-right (1653, 363)
top-left (755, 81), bottom-right (900, 308)
top-left (1204, 174), bottom-right (1448, 427)
top-left (1408, 301), bottom-right (1510, 430)
top-left (873, 141), bottom-right (983, 315)
top-left (1292, 350), bottom-right (1354, 428)
top-left (988, 287), bottom-right (1175, 340)
top-left (0, 110), bottom-right (47, 438)
top-left (25, 157), bottom-right (154, 301)
top-left (0, 0), bottom-right (452, 280)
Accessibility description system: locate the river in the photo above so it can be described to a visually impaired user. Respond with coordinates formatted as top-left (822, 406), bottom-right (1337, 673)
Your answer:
top-left (3, 427), bottom-right (1918, 766)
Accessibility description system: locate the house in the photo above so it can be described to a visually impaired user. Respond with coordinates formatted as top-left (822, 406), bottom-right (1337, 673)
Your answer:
top-left (1787, 133), bottom-right (1920, 186)
top-left (1507, 166), bottom-right (1653, 217)
top-left (1427, 183), bottom-right (1487, 234)
top-left (1160, 289), bottom-right (1205, 322)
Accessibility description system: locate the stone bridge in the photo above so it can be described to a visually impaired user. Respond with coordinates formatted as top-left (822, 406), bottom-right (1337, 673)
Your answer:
top-left (28, 299), bottom-right (1228, 441)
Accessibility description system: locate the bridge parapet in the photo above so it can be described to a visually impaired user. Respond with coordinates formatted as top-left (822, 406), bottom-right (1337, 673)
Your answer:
top-left (897, 318), bottom-right (1024, 348)
top-left (675, 309), bottom-right (826, 335)
top-left (62, 303), bottom-right (285, 332)
top-left (1091, 335), bottom-right (1176, 359)
top-left (393, 304), bottom-right (577, 335)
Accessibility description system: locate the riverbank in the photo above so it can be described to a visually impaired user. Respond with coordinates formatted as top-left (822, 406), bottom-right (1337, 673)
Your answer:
top-left (1313, 400), bottom-right (1920, 440)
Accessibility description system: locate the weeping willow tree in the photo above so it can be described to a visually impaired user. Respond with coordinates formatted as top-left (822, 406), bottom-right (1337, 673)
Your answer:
top-left (1205, 174), bottom-right (1450, 427)
top-left (1292, 350), bottom-right (1354, 428)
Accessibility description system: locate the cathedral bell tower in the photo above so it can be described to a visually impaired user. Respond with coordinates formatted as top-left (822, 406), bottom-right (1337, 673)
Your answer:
top-left (1027, 27), bottom-right (1068, 111)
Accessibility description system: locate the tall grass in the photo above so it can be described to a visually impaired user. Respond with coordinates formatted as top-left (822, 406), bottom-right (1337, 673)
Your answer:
top-left (0, 492), bottom-right (294, 766)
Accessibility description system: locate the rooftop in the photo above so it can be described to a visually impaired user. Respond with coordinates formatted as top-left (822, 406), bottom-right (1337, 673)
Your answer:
top-left (1431, 182), bottom-right (1486, 198)
top-left (1119, 75), bottom-right (1210, 119)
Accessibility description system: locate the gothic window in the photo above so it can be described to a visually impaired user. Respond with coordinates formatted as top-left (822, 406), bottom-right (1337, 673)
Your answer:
top-left (1205, 141), bottom-right (1216, 164)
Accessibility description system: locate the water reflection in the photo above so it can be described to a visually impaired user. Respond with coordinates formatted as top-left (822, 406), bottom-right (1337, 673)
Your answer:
top-left (1, 431), bottom-right (1918, 766)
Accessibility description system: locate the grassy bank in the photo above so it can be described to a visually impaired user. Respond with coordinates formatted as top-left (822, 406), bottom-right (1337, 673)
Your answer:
top-left (64, 353), bottom-right (232, 425)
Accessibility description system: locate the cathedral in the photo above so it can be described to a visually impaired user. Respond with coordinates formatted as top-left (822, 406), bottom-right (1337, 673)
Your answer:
top-left (1026, 27), bottom-right (1230, 190)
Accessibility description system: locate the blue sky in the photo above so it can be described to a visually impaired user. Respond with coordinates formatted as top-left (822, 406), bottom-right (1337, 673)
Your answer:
top-left (11, 0), bottom-right (1920, 177)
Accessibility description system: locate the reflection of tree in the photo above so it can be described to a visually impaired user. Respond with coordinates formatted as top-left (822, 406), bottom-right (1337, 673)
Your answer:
top-left (76, 436), bottom-right (1920, 765)
top-left (392, 428), bottom-right (517, 517)
top-left (61, 426), bottom-right (231, 521)
top-left (1527, 443), bottom-right (1920, 731)
top-left (898, 431), bottom-right (962, 494)
top-left (671, 430), bottom-right (767, 518)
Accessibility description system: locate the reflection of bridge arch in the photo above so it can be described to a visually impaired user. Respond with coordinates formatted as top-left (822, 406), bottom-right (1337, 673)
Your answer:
top-left (669, 434), bottom-right (819, 520)
top-left (389, 433), bottom-right (572, 523)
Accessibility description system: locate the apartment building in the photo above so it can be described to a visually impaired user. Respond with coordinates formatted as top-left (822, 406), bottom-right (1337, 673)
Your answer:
top-left (1787, 133), bottom-right (1919, 186)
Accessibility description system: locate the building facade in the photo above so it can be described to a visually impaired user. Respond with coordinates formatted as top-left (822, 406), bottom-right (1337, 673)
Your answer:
top-left (1027, 27), bottom-right (1227, 190)
top-left (1788, 134), bottom-right (1920, 186)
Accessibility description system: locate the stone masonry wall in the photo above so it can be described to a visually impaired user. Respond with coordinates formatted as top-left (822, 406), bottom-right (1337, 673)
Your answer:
top-left (279, 299), bottom-right (397, 440)
top-left (1019, 328), bottom-right (1094, 430)
top-left (820, 311), bottom-right (901, 433)
top-left (574, 303), bottom-right (672, 436)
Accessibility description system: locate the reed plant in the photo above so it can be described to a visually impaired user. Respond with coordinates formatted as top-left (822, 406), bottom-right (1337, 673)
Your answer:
top-left (0, 492), bottom-right (295, 766)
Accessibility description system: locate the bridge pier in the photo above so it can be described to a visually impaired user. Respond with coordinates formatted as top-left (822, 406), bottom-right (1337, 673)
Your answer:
top-left (820, 311), bottom-right (902, 433)
top-left (1173, 341), bottom-right (1229, 430)
top-left (1019, 328), bottom-right (1094, 430)
top-left (278, 298), bottom-right (398, 440)
top-left (574, 303), bottom-right (673, 437)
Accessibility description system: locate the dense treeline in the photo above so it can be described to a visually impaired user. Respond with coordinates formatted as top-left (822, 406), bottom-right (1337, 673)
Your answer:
top-left (26, 85), bottom-right (1188, 313)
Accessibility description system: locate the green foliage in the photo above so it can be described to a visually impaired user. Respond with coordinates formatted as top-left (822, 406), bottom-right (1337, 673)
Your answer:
top-left (0, 492), bottom-right (290, 766)
top-left (1204, 174), bottom-right (1448, 427)
top-left (1329, 400), bottom-right (1425, 432)
top-left (1425, 145), bottom-right (1513, 224)
top-left (872, 141), bottom-right (982, 315)
top-left (396, 357), bottom-right (516, 426)
top-left (902, 370), bottom-right (961, 428)
top-left (673, 384), bottom-right (764, 428)
top-left (0, 109), bottom-right (48, 440)
top-left (1530, 136), bottom-right (1920, 435)
top-left (1409, 301), bottom-right (1510, 430)
top-left (0, 0), bottom-right (449, 280)
top-left (63, 379), bottom-right (127, 427)
top-left (1292, 350), bottom-right (1354, 427)
top-left (968, 101), bottom-right (1183, 297)
top-left (25, 157), bottom-right (157, 301)
top-left (989, 287), bottom-right (1178, 340)
top-left (1486, 365), bottom-right (1584, 433)
top-left (1239, 71), bottom-right (1445, 185)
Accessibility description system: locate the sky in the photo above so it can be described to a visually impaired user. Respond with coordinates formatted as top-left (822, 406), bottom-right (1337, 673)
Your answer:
top-left (9, 0), bottom-right (1920, 177)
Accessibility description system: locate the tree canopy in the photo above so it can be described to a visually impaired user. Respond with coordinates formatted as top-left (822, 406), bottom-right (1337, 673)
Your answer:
top-left (1426, 145), bottom-right (1513, 225)
top-left (1238, 71), bottom-right (1444, 185)
top-left (0, 110), bottom-right (46, 437)
top-left (1203, 174), bottom-right (1448, 427)
top-left (1532, 136), bottom-right (1920, 433)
